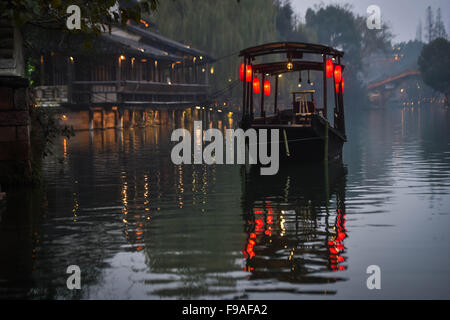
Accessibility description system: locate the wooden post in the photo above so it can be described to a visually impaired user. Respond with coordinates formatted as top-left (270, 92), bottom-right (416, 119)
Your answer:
top-left (181, 63), bottom-right (184, 83)
top-left (291, 92), bottom-right (296, 124)
top-left (246, 58), bottom-right (252, 119)
top-left (339, 82), bottom-right (346, 136)
top-left (324, 122), bottom-right (329, 205)
top-left (116, 109), bottom-right (123, 130)
top-left (130, 109), bottom-right (135, 127)
top-left (40, 54), bottom-right (45, 85)
top-left (250, 70), bottom-right (254, 118)
top-left (89, 109), bottom-right (94, 131)
top-left (194, 62), bottom-right (197, 83)
top-left (333, 60), bottom-right (338, 127)
top-left (260, 74), bottom-right (265, 118)
top-left (274, 75), bottom-right (278, 114)
top-left (100, 109), bottom-right (106, 130)
top-left (324, 121), bottom-right (329, 162)
top-left (116, 56), bottom-right (121, 99)
top-left (242, 60), bottom-right (247, 117)
top-left (323, 54), bottom-right (327, 120)
top-left (154, 110), bottom-right (159, 125)
top-left (67, 57), bottom-right (73, 104)
top-left (51, 52), bottom-right (55, 85)
top-left (283, 129), bottom-right (290, 157)
top-left (142, 110), bottom-right (147, 127)
top-left (324, 158), bottom-right (330, 207)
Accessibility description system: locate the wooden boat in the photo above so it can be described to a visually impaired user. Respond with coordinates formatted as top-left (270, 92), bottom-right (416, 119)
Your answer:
top-left (239, 42), bottom-right (347, 162)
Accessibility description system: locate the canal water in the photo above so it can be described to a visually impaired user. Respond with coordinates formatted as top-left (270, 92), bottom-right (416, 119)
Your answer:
top-left (1, 105), bottom-right (450, 299)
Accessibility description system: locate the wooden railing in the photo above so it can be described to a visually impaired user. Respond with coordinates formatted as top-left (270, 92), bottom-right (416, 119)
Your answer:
top-left (35, 85), bottom-right (68, 107)
top-left (70, 80), bottom-right (210, 105)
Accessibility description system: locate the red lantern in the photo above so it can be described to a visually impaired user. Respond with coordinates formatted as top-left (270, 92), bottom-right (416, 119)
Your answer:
top-left (240, 63), bottom-right (252, 82)
top-left (264, 80), bottom-right (271, 96)
top-left (334, 65), bottom-right (342, 84)
top-left (253, 78), bottom-right (260, 94)
top-left (336, 77), bottom-right (345, 93)
top-left (246, 65), bottom-right (252, 82)
top-left (326, 59), bottom-right (333, 78)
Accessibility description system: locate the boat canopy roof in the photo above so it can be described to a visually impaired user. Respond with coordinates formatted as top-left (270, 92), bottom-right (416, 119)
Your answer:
top-left (239, 42), bottom-right (344, 59)
top-left (252, 59), bottom-right (345, 76)
top-left (252, 61), bottom-right (323, 75)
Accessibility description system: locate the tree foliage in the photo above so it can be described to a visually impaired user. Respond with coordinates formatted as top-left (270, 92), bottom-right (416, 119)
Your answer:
top-left (1, 0), bottom-right (159, 34)
top-left (306, 5), bottom-right (362, 67)
top-left (274, 0), bottom-right (315, 43)
top-left (424, 6), bottom-right (448, 43)
top-left (305, 4), bottom-right (391, 71)
top-left (304, 4), bottom-right (392, 104)
top-left (418, 38), bottom-right (450, 98)
top-left (151, 1), bottom-right (393, 103)
top-left (434, 8), bottom-right (448, 40)
top-left (4, 0), bottom-right (395, 105)
top-left (149, 0), bottom-right (278, 98)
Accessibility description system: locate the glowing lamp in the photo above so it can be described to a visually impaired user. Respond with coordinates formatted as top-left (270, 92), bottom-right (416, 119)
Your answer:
top-left (253, 78), bottom-right (260, 94)
top-left (240, 63), bottom-right (252, 82)
top-left (334, 65), bottom-right (342, 84)
top-left (287, 61), bottom-right (293, 70)
top-left (330, 247), bottom-right (339, 254)
top-left (246, 65), bottom-right (252, 82)
top-left (342, 77), bottom-right (345, 93)
top-left (264, 80), bottom-right (271, 96)
top-left (326, 59), bottom-right (333, 78)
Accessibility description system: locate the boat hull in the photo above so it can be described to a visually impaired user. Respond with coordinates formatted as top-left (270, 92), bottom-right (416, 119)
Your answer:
top-left (247, 116), bottom-right (345, 163)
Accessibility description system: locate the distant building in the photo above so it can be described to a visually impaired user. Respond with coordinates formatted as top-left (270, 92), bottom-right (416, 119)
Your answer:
top-left (34, 20), bottom-right (215, 109)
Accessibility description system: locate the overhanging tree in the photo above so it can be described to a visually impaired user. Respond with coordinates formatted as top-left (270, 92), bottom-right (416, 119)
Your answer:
top-left (0, 0), bottom-right (159, 33)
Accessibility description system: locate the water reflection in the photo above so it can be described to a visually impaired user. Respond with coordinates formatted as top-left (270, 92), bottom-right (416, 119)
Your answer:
top-left (1, 105), bottom-right (450, 299)
top-left (241, 162), bottom-right (348, 290)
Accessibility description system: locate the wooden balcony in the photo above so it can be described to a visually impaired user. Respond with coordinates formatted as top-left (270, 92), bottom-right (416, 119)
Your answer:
top-left (69, 80), bottom-right (210, 108)
top-left (35, 85), bottom-right (68, 107)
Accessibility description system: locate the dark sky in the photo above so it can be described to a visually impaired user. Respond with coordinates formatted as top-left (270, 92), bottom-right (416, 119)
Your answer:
top-left (291, 0), bottom-right (450, 43)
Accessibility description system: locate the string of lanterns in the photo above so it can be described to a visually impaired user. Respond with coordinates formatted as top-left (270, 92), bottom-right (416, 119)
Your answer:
top-left (240, 58), bottom-right (344, 96)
